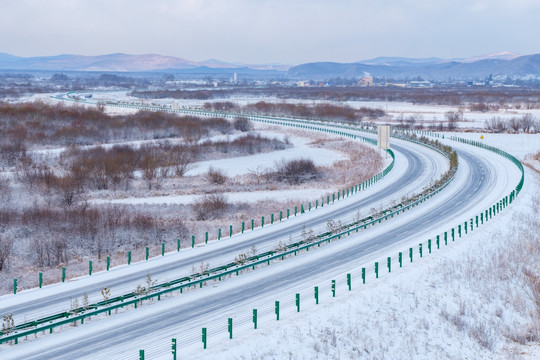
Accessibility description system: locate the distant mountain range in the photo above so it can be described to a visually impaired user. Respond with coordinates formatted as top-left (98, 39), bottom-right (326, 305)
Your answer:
top-left (0, 51), bottom-right (538, 80)
top-left (288, 52), bottom-right (540, 81)
top-left (0, 52), bottom-right (290, 73)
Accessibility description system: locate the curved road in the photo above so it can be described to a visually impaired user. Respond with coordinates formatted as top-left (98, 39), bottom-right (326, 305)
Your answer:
top-left (2, 132), bottom-right (515, 360)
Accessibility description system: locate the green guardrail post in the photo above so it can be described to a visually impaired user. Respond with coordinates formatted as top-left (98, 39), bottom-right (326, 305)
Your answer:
top-left (192, 235), bottom-right (195, 248)
top-left (275, 300), bottom-right (280, 320)
top-left (251, 219), bottom-right (255, 230)
top-left (399, 252), bottom-right (402, 267)
top-left (287, 209), bottom-right (290, 219)
top-left (475, 216), bottom-right (478, 228)
top-left (387, 257), bottom-right (391, 272)
top-left (89, 260), bottom-right (92, 275)
top-left (261, 216), bottom-right (265, 227)
top-left (271, 213), bottom-right (274, 224)
top-left (145, 247), bottom-right (149, 261)
top-left (229, 225), bottom-right (233, 237)
top-left (161, 243), bottom-right (165, 256)
top-left (331, 280), bottom-right (336, 297)
top-left (128, 251), bottom-right (131, 265)
top-left (106, 255), bottom-right (111, 270)
top-left (242, 222), bottom-right (245, 233)
top-left (228, 318), bottom-right (233, 339)
top-left (177, 238), bottom-right (181, 251)
top-left (39, 272), bottom-right (43, 288)
top-left (280, 211), bottom-right (283, 221)
top-left (253, 309), bottom-right (258, 329)
top-left (375, 262), bottom-right (379, 278)
top-left (139, 349), bottom-right (144, 360)
top-left (362, 268), bottom-right (366, 283)
top-left (452, 228), bottom-right (455, 241)
top-left (428, 239), bottom-right (432, 253)
top-left (218, 228), bottom-right (221, 240)
top-left (295, 206), bottom-right (297, 216)
top-left (202, 327), bottom-right (207, 349)
top-left (172, 338), bottom-right (177, 360)
top-left (347, 273), bottom-right (352, 290)
top-left (458, 225), bottom-right (461, 238)
top-left (419, 243), bottom-right (423, 258)
top-left (62, 267), bottom-right (66, 282)
top-left (316, 200), bottom-right (318, 209)
top-left (296, 293), bottom-right (300, 312)
top-left (464, 221), bottom-right (468, 235)
top-left (409, 248), bottom-right (413, 262)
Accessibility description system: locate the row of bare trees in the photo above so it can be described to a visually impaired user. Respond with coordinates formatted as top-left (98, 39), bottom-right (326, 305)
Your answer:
top-left (484, 114), bottom-right (538, 133)
top-left (131, 86), bottom-right (540, 107)
top-left (202, 101), bottom-right (384, 122)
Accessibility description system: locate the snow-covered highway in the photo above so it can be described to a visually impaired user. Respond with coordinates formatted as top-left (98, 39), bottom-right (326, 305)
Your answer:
top-left (0, 98), bottom-right (524, 359)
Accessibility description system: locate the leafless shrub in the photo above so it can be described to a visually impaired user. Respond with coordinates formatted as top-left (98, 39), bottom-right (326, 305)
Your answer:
top-left (469, 102), bottom-right (491, 112)
top-left (169, 146), bottom-right (196, 177)
top-left (508, 117), bottom-right (521, 133)
top-left (191, 193), bottom-right (230, 221)
top-left (0, 234), bottom-right (14, 271)
top-left (233, 117), bottom-right (252, 132)
top-left (520, 114), bottom-right (535, 133)
top-left (484, 117), bottom-right (507, 133)
top-left (206, 167), bottom-right (227, 185)
top-left (271, 158), bottom-right (319, 185)
top-left (445, 111), bottom-right (461, 131)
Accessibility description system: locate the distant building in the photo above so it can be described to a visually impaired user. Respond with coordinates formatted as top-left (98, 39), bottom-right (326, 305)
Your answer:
top-left (359, 76), bottom-right (374, 87)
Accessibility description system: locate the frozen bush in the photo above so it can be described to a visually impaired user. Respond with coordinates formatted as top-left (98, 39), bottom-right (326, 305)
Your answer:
top-left (233, 117), bottom-right (252, 132)
top-left (206, 167), bottom-right (227, 185)
top-left (191, 193), bottom-right (230, 221)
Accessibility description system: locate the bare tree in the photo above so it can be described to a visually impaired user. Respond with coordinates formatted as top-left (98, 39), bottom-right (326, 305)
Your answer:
top-left (508, 117), bottom-right (521, 133)
top-left (171, 147), bottom-right (195, 177)
top-left (445, 111), bottom-right (461, 131)
top-left (0, 234), bottom-right (14, 271)
top-left (520, 114), bottom-right (535, 133)
top-left (484, 117), bottom-right (506, 133)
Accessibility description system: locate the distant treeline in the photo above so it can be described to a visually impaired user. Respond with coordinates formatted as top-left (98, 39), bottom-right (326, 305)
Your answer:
top-left (131, 87), bottom-right (540, 107)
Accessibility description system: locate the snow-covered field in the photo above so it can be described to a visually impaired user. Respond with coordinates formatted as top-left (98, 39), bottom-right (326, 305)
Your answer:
top-left (67, 91), bottom-right (540, 130)
top-left (4, 94), bottom-right (539, 359)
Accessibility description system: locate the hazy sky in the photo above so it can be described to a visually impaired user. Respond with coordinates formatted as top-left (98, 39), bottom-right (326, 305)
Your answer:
top-left (1, 0), bottom-right (539, 64)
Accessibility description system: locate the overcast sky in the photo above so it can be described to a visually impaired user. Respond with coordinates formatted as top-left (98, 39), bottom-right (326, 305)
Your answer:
top-left (1, 0), bottom-right (539, 65)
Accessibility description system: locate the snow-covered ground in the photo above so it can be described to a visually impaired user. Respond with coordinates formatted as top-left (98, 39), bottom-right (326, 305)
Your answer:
top-left (1, 132), bottom-right (536, 360)
top-left (5, 95), bottom-right (538, 359)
